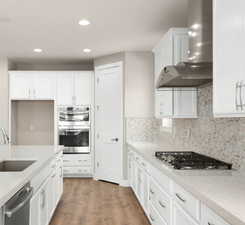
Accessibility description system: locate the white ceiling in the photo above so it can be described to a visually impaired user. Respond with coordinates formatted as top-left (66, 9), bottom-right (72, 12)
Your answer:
top-left (0, 0), bottom-right (188, 63)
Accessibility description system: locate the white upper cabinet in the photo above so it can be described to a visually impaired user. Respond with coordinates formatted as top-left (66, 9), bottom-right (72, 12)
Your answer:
top-left (152, 28), bottom-right (196, 118)
top-left (155, 88), bottom-right (197, 119)
top-left (9, 71), bottom-right (56, 100)
top-left (173, 88), bottom-right (197, 118)
top-left (213, 0), bottom-right (245, 117)
top-left (155, 89), bottom-right (173, 118)
top-left (10, 72), bottom-right (34, 99)
top-left (33, 72), bottom-right (56, 99)
top-left (153, 28), bottom-right (189, 85)
top-left (10, 71), bottom-right (93, 106)
top-left (56, 72), bottom-right (74, 105)
top-left (57, 71), bottom-right (93, 106)
top-left (74, 71), bottom-right (93, 105)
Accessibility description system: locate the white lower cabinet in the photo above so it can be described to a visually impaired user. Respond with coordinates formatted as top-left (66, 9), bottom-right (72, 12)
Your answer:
top-left (128, 149), bottom-right (231, 225)
top-left (148, 203), bottom-right (167, 225)
top-left (149, 178), bottom-right (171, 225)
top-left (173, 203), bottom-right (199, 225)
top-left (201, 205), bottom-right (230, 225)
top-left (30, 153), bottom-right (63, 225)
top-left (63, 154), bottom-right (92, 177)
top-left (30, 178), bottom-right (49, 225)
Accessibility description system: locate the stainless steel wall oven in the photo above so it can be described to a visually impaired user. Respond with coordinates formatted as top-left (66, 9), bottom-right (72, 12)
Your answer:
top-left (59, 106), bottom-right (90, 154)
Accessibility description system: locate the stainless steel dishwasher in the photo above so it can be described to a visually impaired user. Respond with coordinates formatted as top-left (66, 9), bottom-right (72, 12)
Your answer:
top-left (3, 183), bottom-right (33, 225)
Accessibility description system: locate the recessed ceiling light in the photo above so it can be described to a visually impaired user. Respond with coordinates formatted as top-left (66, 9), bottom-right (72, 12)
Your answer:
top-left (83, 48), bottom-right (91, 53)
top-left (79, 19), bottom-right (91, 26)
top-left (33, 48), bottom-right (43, 53)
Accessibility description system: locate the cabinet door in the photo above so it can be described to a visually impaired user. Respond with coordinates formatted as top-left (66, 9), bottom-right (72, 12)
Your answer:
top-left (173, 32), bottom-right (189, 65)
top-left (213, 0), bottom-right (245, 117)
top-left (74, 71), bottom-right (93, 105)
top-left (40, 186), bottom-right (48, 225)
top-left (30, 190), bottom-right (41, 225)
top-left (57, 72), bottom-right (74, 106)
top-left (142, 171), bottom-right (149, 213)
top-left (173, 88), bottom-right (197, 118)
top-left (9, 72), bottom-right (33, 99)
top-left (46, 175), bottom-right (53, 221)
top-left (155, 89), bottom-right (173, 118)
top-left (201, 205), bottom-right (230, 225)
top-left (33, 72), bottom-right (56, 99)
top-left (173, 203), bottom-right (199, 225)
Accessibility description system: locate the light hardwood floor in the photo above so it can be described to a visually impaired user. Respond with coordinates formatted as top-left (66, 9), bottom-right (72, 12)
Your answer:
top-left (50, 178), bottom-right (151, 225)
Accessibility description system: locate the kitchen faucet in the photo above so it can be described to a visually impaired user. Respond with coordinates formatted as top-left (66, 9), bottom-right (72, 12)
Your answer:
top-left (0, 128), bottom-right (10, 144)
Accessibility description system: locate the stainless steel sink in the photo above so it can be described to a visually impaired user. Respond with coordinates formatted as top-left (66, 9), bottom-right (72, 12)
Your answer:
top-left (0, 160), bottom-right (35, 172)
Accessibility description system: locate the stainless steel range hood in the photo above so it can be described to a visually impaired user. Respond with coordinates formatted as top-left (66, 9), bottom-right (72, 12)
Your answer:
top-left (156, 0), bottom-right (213, 88)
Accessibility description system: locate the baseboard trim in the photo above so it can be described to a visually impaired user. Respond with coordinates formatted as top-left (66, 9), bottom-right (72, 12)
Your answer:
top-left (119, 179), bottom-right (130, 187)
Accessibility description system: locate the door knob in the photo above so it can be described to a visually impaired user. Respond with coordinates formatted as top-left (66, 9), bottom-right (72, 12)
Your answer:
top-left (111, 138), bottom-right (119, 142)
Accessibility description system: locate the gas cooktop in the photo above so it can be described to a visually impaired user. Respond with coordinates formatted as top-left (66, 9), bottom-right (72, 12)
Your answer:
top-left (155, 151), bottom-right (232, 170)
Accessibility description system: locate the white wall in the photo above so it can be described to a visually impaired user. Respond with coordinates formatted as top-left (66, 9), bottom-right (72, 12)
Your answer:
top-left (124, 52), bottom-right (154, 118)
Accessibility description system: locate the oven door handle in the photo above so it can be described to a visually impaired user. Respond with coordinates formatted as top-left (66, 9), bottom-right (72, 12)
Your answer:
top-left (59, 129), bottom-right (89, 134)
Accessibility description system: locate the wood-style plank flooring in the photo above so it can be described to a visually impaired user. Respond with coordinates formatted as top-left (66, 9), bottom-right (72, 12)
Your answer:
top-left (50, 178), bottom-right (151, 225)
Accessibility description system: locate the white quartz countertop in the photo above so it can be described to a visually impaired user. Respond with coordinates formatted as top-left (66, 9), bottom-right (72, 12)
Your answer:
top-left (127, 141), bottom-right (245, 225)
top-left (0, 145), bottom-right (62, 208)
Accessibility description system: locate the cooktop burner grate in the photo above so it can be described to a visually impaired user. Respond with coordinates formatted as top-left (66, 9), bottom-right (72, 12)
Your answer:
top-left (155, 151), bottom-right (232, 170)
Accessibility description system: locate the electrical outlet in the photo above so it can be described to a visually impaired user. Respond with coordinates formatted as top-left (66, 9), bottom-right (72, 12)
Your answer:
top-left (182, 128), bottom-right (191, 139)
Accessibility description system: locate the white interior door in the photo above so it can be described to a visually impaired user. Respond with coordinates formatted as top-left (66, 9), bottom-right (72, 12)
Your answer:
top-left (94, 62), bottom-right (123, 184)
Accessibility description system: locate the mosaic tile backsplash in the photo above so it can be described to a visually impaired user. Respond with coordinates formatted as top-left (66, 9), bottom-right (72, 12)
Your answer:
top-left (126, 85), bottom-right (245, 170)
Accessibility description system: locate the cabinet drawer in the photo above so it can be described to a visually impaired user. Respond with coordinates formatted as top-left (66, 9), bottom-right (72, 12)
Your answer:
top-left (63, 154), bottom-right (91, 167)
top-left (148, 203), bottom-right (167, 225)
top-left (173, 203), bottom-right (199, 225)
top-left (63, 166), bottom-right (92, 175)
top-left (149, 179), bottom-right (171, 224)
top-left (201, 205), bottom-right (231, 225)
top-left (172, 183), bottom-right (200, 221)
top-left (135, 153), bottom-right (150, 173)
top-left (149, 164), bottom-right (171, 194)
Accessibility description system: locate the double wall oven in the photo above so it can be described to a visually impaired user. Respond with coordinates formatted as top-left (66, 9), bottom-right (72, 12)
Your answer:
top-left (59, 106), bottom-right (90, 154)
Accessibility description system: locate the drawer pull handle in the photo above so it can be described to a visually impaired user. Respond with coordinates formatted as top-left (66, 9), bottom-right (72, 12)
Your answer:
top-left (149, 214), bottom-right (155, 222)
top-left (158, 201), bottom-right (166, 208)
top-left (208, 223), bottom-right (215, 225)
top-left (150, 189), bottom-right (155, 195)
top-left (175, 193), bottom-right (186, 203)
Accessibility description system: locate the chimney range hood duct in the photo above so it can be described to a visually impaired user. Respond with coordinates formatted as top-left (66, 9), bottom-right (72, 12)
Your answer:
top-left (156, 0), bottom-right (213, 88)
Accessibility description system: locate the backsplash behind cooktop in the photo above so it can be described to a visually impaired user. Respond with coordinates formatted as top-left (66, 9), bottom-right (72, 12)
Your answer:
top-left (126, 85), bottom-right (245, 170)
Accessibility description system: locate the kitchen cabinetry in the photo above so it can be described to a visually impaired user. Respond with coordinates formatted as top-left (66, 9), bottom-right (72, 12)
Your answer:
top-left (9, 71), bottom-right (93, 105)
top-left (30, 177), bottom-right (50, 225)
top-left (130, 153), bottom-right (149, 214)
top-left (155, 88), bottom-right (197, 118)
top-left (213, 0), bottom-right (245, 117)
top-left (201, 205), bottom-right (230, 225)
top-left (127, 148), bottom-right (231, 225)
top-left (173, 203), bottom-right (198, 225)
top-left (9, 71), bottom-right (56, 100)
top-left (57, 71), bottom-right (93, 106)
top-left (30, 152), bottom-right (63, 225)
top-left (63, 154), bottom-right (92, 177)
top-left (152, 28), bottom-right (189, 85)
